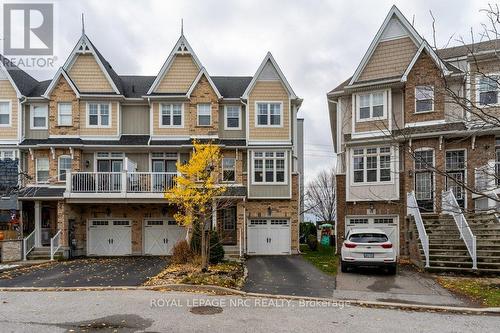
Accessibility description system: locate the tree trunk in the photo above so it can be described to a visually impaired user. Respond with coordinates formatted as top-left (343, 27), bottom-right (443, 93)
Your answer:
top-left (200, 214), bottom-right (209, 272)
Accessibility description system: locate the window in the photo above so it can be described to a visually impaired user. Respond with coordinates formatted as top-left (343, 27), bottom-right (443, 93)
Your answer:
top-left (253, 151), bottom-right (286, 184)
top-left (58, 102), bottom-right (72, 126)
top-left (352, 147), bottom-right (392, 183)
top-left (197, 104), bottom-right (211, 126)
top-left (0, 150), bottom-right (15, 160)
top-left (87, 103), bottom-right (110, 127)
top-left (222, 207), bottom-right (236, 230)
top-left (222, 158), bottom-right (235, 182)
top-left (0, 101), bottom-right (11, 126)
top-left (31, 104), bottom-right (48, 129)
top-left (160, 103), bottom-right (183, 127)
top-left (349, 218), bottom-right (369, 224)
top-left (225, 105), bottom-right (241, 129)
top-left (256, 102), bottom-right (282, 126)
top-left (356, 92), bottom-right (386, 121)
top-left (58, 156), bottom-right (72, 181)
top-left (36, 157), bottom-right (49, 183)
top-left (478, 76), bottom-right (499, 106)
top-left (415, 86), bottom-right (434, 112)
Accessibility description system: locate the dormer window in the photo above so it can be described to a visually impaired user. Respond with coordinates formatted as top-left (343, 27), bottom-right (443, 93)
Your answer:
top-left (478, 76), bottom-right (499, 106)
top-left (415, 86), bottom-right (434, 113)
top-left (356, 91), bottom-right (386, 121)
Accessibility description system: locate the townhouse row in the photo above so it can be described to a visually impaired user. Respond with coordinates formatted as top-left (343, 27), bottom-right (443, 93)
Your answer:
top-left (0, 31), bottom-right (304, 259)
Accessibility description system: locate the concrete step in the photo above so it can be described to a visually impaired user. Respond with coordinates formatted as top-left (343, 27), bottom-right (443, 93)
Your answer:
top-left (429, 259), bottom-right (500, 268)
top-left (26, 247), bottom-right (63, 260)
top-left (426, 266), bottom-right (500, 274)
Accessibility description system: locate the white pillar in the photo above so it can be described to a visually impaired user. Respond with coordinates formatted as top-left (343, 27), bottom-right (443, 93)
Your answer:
top-left (211, 200), bottom-right (217, 229)
top-left (34, 201), bottom-right (42, 247)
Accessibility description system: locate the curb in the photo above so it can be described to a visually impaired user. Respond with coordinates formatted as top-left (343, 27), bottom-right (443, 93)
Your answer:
top-left (0, 284), bottom-right (499, 315)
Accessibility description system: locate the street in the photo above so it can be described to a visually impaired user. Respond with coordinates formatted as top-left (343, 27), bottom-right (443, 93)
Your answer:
top-left (0, 290), bottom-right (497, 332)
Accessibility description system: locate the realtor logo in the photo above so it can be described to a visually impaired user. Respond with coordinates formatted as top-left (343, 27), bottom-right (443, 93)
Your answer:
top-left (3, 3), bottom-right (53, 55)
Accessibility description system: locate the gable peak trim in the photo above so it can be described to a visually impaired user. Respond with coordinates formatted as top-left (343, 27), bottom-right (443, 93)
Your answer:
top-left (401, 41), bottom-right (452, 82)
top-left (42, 67), bottom-right (80, 99)
top-left (186, 68), bottom-right (222, 99)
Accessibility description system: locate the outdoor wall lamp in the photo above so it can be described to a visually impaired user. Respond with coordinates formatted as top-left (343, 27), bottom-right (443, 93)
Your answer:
top-left (85, 160), bottom-right (90, 168)
top-left (267, 206), bottom-right (272, 216)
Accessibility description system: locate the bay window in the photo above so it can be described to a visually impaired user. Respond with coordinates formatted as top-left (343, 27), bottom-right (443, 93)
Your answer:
top-left (357, 91), bottom-right (386, 121)
top-left (352, 147), bottom-right (392, 183)
top-left (87, 102), bottom-right (110, 127)
top-left (253, 151), bottom-right (286, 184)
top-left (415, 86), bottom-right (434, 112)
top-left (160, 103), bottom-right (183, 127)
top-left (256, 102), bottom-right (282, 126)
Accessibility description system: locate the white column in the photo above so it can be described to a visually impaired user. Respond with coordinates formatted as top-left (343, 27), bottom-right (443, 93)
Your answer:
top-left (34, 200), bottom-right (42, 247)
top-left (211, 200), bottom-right (217, 229)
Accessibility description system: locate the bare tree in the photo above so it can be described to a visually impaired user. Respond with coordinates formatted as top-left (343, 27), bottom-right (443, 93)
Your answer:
top-left (305, 168), bottom-right (336, 224)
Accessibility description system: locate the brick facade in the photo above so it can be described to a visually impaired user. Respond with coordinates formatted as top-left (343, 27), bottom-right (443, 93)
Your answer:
top-left (188, 75), bottom-right (220, 136)
top-left (48, 76), bottom-right (80, 136)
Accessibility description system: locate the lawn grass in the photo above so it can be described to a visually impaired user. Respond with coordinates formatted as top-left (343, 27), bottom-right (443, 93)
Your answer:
top-left (300, 244), bottom-right (338, 276)
top-left (436, 277), bottom-right (500, 307)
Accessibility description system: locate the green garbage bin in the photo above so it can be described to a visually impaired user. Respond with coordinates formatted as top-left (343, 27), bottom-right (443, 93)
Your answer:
top-left (320, 234), bottom-right (330, 246)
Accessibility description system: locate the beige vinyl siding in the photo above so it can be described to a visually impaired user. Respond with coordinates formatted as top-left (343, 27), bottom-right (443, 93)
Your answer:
top-left (68, 54), bottom-right (114, 92)
top-left (248, 81), bottom-right (290, 141)
top-left (126, 153), bottom-right (149, 171)
top-left (152, 102), bottom-right (189, 136)
top-left (358, 37), bottom-right (417, 82)
top-left (122, 105), bottom-right (149, 134)
top-left (392, 89), bottom-right (404, 129)
top-left (79, 101), bottom-right (118, 136)
top-left (0, 80), bottom-right (18, 140)
top-left (218, 104), bottom-right (246, 139)
top-left (155, 55), bottom-right (199, 93)
top-left (24, 104), bottom-right (48, 139)
top-left (81, 153), bottom-right (94, 172)
top-left (247, 150), bottom-right (291, 198)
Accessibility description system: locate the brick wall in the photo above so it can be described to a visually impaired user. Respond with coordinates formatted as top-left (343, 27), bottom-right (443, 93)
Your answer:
top-left (26, 149), bottom-right (81, 185)
top-left (48, 76), bottom-right (80, 136)
top-left (188, 75), bottom-right (219, 136)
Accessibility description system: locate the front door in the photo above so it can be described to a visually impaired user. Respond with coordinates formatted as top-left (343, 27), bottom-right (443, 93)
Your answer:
top-left (218, 207), bottom-right (237, 245)
top-left (445, 150), bottom-right (466, 209)
top-left (97, 160), bottom-right (123, 191)
top-left (414, 150), bottom-right (434, 213)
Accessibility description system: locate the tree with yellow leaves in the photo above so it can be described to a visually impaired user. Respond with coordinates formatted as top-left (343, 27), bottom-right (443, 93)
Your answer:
top-left (165, 141), bottom-right (226, 271)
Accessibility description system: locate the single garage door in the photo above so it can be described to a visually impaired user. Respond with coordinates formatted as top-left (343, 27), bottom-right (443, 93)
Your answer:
top-left (345, 216), bottom-right (399, 255)
top-left (247, 219), bottom-right (290, 255)
top-left (88, 220), bottom-right (132, 256)
top-left (144, 220), bottom-right (186, 255)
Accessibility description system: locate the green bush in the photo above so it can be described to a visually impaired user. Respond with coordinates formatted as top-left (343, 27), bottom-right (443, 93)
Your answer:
top-left (300, 222), bottom-right (318, 243)
top-left (307, 234), bottom-right (318, 251)
top-left (190, 223), bottom-right (202, 254)
top-left (190, 223), bottom-right (225, 264)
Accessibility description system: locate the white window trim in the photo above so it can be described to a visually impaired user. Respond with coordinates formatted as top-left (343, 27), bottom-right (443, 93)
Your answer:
top-left (0, 99), bottom-right (12, 127)
top-left (413, 147), bottom-right (436, 210)
top-left (58, 155), bottom-right (72, 182)
top-left (224, 105), bottom-right (242, 130)
top-left (86, 102), bottom-right (112, 128)
top-left (159, 103), bottom-right (184, 128)
top-left (414, 85), bottom-right (435, 114)
top-left (30, 103), bottom-right (48, 130)
top-left (0, 149), bottom-right (16, 160)
top-left (254, 101), bottom-right (283, 128)
top-left (197, 103), bottom-right (212, 127)
top-left (444, 148), bottom-right (467, 209)
top-left (351, 146), bottom-right (394, 185)
top-left (475, 73), bottom-right (500, 108)
top-left (355, 91), bottom-right (387, 122)
top-left (57, 102), bottom-right (73, 126)
top-left (251, 151), bottom-right (288, 185)
top-left (36, 157), bottom-right (50, 184)
top-left (222, 157), bottom-right (236, 183)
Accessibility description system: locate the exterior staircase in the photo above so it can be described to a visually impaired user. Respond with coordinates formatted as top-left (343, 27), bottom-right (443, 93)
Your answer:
top-left (26, 247), bottom-right (64, 260)
top-left (416, 214), bottom-right (500, 274)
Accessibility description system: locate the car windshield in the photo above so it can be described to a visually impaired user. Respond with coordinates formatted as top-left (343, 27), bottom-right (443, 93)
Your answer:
top-left (349, 233), bottom-right (388, 243)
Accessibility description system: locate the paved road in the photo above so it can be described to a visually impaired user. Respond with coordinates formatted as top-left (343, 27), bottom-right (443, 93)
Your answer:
top-left (0, 257), bottom-right (168, 287)
top-left (0, 290), bottom-right (497, 332)
top-left (243, 256), bottom-right (335, 297)
top-left (334, 265), bottom-right (467, 306)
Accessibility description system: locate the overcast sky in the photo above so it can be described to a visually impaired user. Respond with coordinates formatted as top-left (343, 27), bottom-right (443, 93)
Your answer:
top-left (11, 0), bottom-right (498, 185)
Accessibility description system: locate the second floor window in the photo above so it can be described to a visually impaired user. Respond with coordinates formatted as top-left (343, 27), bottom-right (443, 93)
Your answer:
top-left (31, 104), bottom-right (48, 129)
top-left (58, 155), bottom-right (72, 181)
top-left (357, 92), bottom-right (385, 121)
top-left (161, 103), bottom-right (183, 127)
top-left (256, 102), bottom-right (282, 126)
top-left (222, 158), bottom-right (235, 182)
top-left (0, 101), bottom-right (11, 126)
top-left (36, 157), bottom-right (49, 183)
top-left (87, 103), bottom-right (110, 127)
top-left (225, 105), bottom-right (241, 129)
top-left (197, 104), bottom-right (211, 126)
top-left (478, 76), bottom-right (499, 106)
top-left (415, 86), bottom-right (434, 112)
top-left (253, 151), bottom-right (286, 184)
top-left (352, 147), bottom-right (391, 183)
top-left (58, 102), bottom-right (72, 126)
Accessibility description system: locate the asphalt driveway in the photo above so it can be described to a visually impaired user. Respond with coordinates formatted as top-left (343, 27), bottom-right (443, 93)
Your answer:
top-left (0, 257), bottom-right (168, 288)
top-left (243, 256), bottom-right (335, 298)
top-left (334, 265), bottom-right (469, 306)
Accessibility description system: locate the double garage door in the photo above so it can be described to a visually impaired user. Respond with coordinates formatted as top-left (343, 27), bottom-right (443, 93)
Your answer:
top-left (345, 216), bottom-right (399, 255)
top-left (88, 219), bottom-right (186, 256)
top-left (247, 219), bottom-right (291, 255)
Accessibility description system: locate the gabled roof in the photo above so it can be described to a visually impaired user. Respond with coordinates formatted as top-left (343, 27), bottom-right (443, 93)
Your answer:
top-left (60, 33), bottom-right (121, 94)
top-left (42, 68), bottom-right (80, 98)
top-left (242, 52), bottom-right (297, 99)
top-left (147, 34), bottom-right (203, 95)
top-left (211, 76), bottom-right (252, 98)
top-left (186, 68), bottom-right (222, 99)
top-left (349, 5), bottom-right (423, 85)
top-left (401, 41), bottom-right (453, 82)
top-left (0, 54), bottom-right (39, 97)
top-left (120, 75), bottom-right (155, 98)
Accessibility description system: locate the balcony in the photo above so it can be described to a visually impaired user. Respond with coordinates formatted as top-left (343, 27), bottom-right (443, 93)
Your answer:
top-left (64, 172), bottom-right (177, 199)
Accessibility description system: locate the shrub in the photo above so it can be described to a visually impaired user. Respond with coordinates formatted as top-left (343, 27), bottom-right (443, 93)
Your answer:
top-left (307, 234), bottom-right (318, 251)
top-left (190, 223), bottom-right (202, 254)
top-left (300, 222), bottom-right (318, 243)
top-left (171, 240), bottom-right (193, 264)
top-left (209, 231), bottom-right (225, 264)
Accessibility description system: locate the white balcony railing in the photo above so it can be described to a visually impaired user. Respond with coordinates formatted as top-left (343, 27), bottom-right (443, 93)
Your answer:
top-left (68, 172), bottom-right (177, 194)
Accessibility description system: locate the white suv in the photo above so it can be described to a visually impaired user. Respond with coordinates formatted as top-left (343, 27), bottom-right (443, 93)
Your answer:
top-left (341, 228), bottom-right (397, 274)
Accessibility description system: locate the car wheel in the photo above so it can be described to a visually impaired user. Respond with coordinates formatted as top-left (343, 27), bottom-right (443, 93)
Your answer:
top-left (387, 264), bottom-right (397, 275)
top-left (341, 260), bottom-right (349, 273)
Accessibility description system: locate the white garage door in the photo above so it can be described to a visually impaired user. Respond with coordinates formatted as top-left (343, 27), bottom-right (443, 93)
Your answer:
top-left (144, 220), bottom-right (186, 255)
top-left (88, 220), bottom-right (132, 256)
top-left (247, 219), bottom-right (290, 255)
top-left (345, 216), bottom-right (399, 255)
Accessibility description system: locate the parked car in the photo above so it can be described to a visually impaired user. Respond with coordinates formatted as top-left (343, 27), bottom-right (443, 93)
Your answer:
top-left (341, 228), bottom-right (397, 274)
